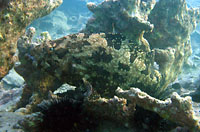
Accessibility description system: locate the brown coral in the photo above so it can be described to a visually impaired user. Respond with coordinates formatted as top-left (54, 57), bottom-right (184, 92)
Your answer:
top-left (0, 0), bottom-right (62, 79)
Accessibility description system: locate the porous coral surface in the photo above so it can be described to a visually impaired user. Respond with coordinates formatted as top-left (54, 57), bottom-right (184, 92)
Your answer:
top-left (0, 0), bottom-right (62, 79)
top-left (82, 0), bottom-right (200, 96)
top-left (116, 87), bottom-right (200, 131)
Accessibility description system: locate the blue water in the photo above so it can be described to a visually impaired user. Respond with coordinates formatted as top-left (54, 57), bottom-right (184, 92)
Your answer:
top-left (186, 0), bottom-right (200, 7)
top-left (29, 0), bottom-right (104, 40)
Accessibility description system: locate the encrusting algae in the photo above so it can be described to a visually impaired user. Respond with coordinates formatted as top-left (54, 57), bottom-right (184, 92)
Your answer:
top-left (0, 0), bottom-right (63, 79)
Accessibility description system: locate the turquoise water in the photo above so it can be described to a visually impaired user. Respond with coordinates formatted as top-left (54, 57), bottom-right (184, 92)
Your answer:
top-left (29, 0), bottom-right (104, 40)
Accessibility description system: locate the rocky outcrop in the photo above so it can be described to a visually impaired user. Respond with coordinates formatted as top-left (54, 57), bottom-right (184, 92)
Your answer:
top-left (0, 69), bottom-right (24, 90)
top-left (0, 0), bottom-right (62, 79)
top-left (116, 87), bottom-right (200, 131)
top-left (15, 31), bottom-right (168, 111)
top-left (14, 0), bottom-right (200, 110)
top-left (82, 0), bottom-right (200, 97)
top-left (12, 0), bottom-right (200, 131)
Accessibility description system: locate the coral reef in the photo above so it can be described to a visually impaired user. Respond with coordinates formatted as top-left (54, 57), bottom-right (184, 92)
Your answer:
top-left (11, 0), bottom-right (200, 131)
top-left (167, 31), bottom-right (200, 102)
top-left (82, 0), bottom-right (200, 96)
top-left (116, 87), bottom-right (200, 131)
top-left (15, 30), bottom-right (200, 130)
top-left (15, 32), bottom-right (160, 110)
top-left (15, 1), bottom-right (200, 108)
top-left (15, 0), bottom-right (200, 110)
top-left (0, 0), bottom-right (62, 79)
top-left (36, 97), bottom-right (98, 132)
top-left (84, 96), bottom-right (132, 123)
top-left (171, 22), bottom-right (200, 103)
top-left (16, 87), bottom-right (131, 132)
top-left (145, 0), bottom-right (199, 49)
top-left (84, 0), bottom-right (155, 39)
top-left (13, 85), bottom-right (194, 131)
top-left (16, 87), bottom-right (177, 132)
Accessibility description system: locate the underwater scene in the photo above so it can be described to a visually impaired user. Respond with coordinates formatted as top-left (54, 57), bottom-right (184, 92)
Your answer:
top-left (1, 0), bottom-right (200, 131)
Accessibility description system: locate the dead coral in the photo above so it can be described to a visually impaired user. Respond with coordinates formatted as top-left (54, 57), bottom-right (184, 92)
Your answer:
top-left (80, 0), bottom-right (200, 96)
top-left (0, 0), bottom-right (62, 79)
top-left (116, 87), bottom-right (200, 131)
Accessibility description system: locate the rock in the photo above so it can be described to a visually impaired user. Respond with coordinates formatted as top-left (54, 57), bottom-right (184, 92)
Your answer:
top-left (84, 96), bottom-right (130, 123)
top-left (170, 126), bottom-right (190, 132)
top-left (190, 87), bottom-right (200, 102)
top-left (0, 0), bottom-right (63, 79)
top-left (0, 69), bottom-right (24, 90)
top-left (116, 87), bottom-right (200, 131)
top-left (14, 0), bottom-right (200, 111)
top-left (0, 112), bottom-right (26, 132)
top-left (83, 0), bottom-right (155, 40)
top-left (82, 0), bottom-right (200, 95)
top-left (53, 83), bottom-right (76, 95)
top-left (0, 87), bottom-right (23, 112)
top-left (172, 83), bottom-right (182, 89)
top-left (14, 32), bottom-right (163, 111)
top-left (12, 1), bottom-right (200, 130)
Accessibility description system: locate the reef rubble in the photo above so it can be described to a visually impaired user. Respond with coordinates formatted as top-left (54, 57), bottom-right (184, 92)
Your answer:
top-left (0, 0), bottom-right (63, 79)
